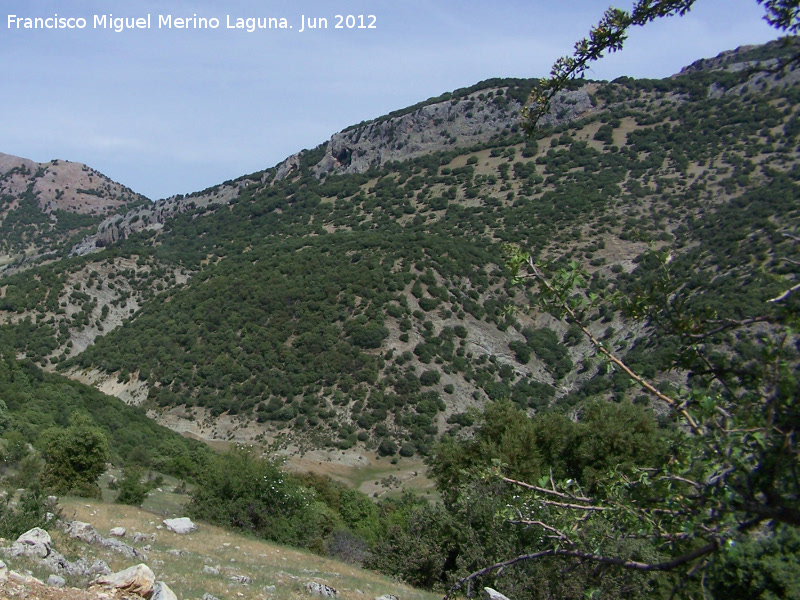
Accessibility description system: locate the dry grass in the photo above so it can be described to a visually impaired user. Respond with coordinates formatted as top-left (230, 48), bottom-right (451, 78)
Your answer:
top-left (51, 497), bottom-right (441, 600)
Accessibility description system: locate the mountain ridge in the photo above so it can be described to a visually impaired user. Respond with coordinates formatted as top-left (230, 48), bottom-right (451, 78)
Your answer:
top-left (0, 153), bottom-right (147, 275)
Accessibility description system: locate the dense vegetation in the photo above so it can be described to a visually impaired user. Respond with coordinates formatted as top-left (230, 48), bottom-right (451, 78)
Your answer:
top-left (2, 43), bottom-right (798, 455)
top-left (0, 352), bottom-right (211, 491)
top-left (0, 37), bottom-right (798, 599)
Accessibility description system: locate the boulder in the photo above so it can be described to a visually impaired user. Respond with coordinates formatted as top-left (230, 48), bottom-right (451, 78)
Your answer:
top-left (10, 527), bottom-right (52, 558)
top-left (47, 574), bottom-right (66, 587)
top-left (375, 595), bottom-right (399, 600)
top-left (133, 532), bottom-right (157, 544)
top-left (483, 588), bottom-right (511, 600)
top-left (110, 527), bottom-right (127, 537)
top-left (64, 521), bottom-right (101, 544)
top-left (152, 580), bottom-right (178, 600)
top-left (231, 574), bottom-right (252, 584)
top-left (163, 517), bottom-right (196, 534)
top-left (306, 581), bottom-right (338, 598)
top-left (88, 559), bottom-right (112, 576)
top-left (0, 559), bottom-right (7, 580)
top-left (203, 565), bottom-right (220, 575)
top-left (94, 563), bottom-right (156, 598)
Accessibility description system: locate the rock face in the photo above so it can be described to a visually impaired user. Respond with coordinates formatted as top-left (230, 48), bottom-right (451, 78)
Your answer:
top-left (70, 81), bottom-right (593, 257)
top-left (2, 527), bottom-right (113, 581)
top-left (71, 175), bottom-right (254, 256)
top-left (162, 517), bottom-right (196, 534)
top-left (273, 85), bottom-right (593, 181)
top-left (93, 563), bottom-right (155, 598)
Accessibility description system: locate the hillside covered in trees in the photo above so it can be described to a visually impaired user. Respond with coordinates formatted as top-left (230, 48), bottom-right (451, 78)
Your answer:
top-left (0, 40), bottom-right (795, 455)
top-left (1, 34), bottom-right (799, 600)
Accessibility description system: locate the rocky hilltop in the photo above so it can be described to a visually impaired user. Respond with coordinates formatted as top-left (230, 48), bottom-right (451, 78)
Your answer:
top-left (278, 86), bottom-right (593, 180)
top-left (70, 178), bottom-right (254, 256)
top-left (0, 153), bottom-right (146, 274)
top-left (0, 153), bottom-right (140, 216)
top-left (74, 81), bottom-right (593, 253)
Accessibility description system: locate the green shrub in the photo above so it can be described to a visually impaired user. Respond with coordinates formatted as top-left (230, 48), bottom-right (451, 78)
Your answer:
top-left (0, 486), bottom-right (60, 539)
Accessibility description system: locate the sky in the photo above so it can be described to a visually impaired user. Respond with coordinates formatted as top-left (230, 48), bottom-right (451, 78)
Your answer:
top-left (0, 1), bottom-right (782, 200)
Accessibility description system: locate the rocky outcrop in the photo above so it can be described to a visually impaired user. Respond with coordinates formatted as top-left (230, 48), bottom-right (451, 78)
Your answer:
top-left (2, 527), bottom-right (112, 579)
top-left (275, 85), bottom-right (593, 181)
top-left (63, 521), bottom-right (145, 559)
top-left (70, 175), bottom-right (256, 256)
top-left (71, 82), bottom-right (593, 255)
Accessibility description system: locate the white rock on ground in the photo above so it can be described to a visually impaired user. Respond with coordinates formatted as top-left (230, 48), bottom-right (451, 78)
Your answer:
top-left (152, 580), bottom-right (178, 600)
top-left (484, 588), bottom-right (512, 600)
top-left (306, 581), bottom-right (338, 598)
top-left (109, 527), bottom-right (127, 537)
top-left (93, 563), bottom-right (156, 597)
top-left (64, 521), bottom-right (100, 544)
top-left (9, 528), bottom-right (52, 558)
top-left (162, 517), bottom-right (197, 534)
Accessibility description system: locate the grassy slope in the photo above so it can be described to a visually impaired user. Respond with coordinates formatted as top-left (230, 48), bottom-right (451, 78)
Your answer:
top-left (10, 494), bottom-right (440, 600)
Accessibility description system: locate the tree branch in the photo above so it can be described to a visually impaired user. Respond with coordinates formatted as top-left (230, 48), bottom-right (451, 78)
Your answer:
top-left (445, 541), bottom-right (720, 599)
top-left (525, 257), bottom-right (703, 435)
top-left (501, 476), bottom-right (594, 503)
top-left (768, 281), bottom-right (800, 303)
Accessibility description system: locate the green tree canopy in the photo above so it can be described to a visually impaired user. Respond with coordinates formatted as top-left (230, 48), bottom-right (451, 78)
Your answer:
top-left (39, 413), bottom-right (109, 498)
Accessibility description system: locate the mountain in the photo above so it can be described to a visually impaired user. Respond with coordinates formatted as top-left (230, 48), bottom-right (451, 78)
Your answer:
top-left (0, 153), bottom-right (148, 275)
top-left (1, 39), bottom-right (798, 459)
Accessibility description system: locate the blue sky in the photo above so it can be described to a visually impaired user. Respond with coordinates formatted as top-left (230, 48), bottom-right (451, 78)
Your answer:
top-left (1, 1), bottom-right (781, 200)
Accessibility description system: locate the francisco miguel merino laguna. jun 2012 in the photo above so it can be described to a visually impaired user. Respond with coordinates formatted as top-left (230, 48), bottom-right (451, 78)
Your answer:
top-left (5, 13), bottom-right (375, 33)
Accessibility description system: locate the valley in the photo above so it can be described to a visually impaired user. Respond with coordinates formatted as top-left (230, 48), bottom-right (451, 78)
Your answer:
top-left (1, 36), bottom-right (798, 600)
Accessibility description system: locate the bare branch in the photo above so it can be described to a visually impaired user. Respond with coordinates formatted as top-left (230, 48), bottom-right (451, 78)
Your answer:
top-left (535, 498), bottom-right (610, 512)
top-left (501, 476), bottom-right (594, 503)
top-left (684, 315), bottom-right (772, 339)
top-left (510, 519), bottom-right (571, 540)
top-left (768, 281), bottom-right (800, 303)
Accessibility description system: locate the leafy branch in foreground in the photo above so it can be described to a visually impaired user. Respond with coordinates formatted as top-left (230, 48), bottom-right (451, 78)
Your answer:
top-left (523, 1), bottom-right (800, 132)
top-left (445, 243), bottom-right (799, 598)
